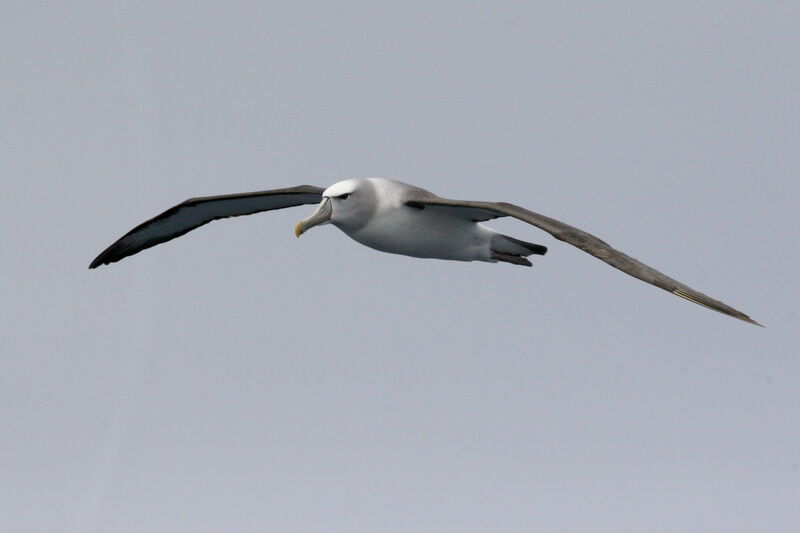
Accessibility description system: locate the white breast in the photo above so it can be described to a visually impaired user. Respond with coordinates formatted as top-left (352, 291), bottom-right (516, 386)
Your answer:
top-left (348, 203), bottom-right (494, 261)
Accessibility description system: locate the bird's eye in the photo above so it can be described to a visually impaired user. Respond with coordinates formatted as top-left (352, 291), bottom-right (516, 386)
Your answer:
top-left (338, 194), bottom-right (350, 199)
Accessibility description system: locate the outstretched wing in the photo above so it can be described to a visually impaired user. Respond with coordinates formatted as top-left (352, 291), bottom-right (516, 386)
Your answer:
top-left (405, 191), bottom-right (761, 326)
top-left (90, 185), bottom-right (325, 268)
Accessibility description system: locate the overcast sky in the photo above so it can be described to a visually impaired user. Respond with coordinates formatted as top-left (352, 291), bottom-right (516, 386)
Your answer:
top-left (2, 2), bottom-right (798, 532)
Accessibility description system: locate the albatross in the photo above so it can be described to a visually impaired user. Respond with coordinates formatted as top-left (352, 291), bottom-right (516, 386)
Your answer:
top-left (89, 178), bottom-right (760, 326)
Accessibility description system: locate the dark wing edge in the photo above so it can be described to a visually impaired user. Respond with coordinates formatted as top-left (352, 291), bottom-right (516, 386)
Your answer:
top-left (89, 185), bottom-right (325, 269)
top-left (405, 192), bottom-right (762, 326)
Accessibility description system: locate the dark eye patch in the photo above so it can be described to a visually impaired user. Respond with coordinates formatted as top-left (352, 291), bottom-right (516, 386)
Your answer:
top-left (338, 193), bottom-right (350, 199)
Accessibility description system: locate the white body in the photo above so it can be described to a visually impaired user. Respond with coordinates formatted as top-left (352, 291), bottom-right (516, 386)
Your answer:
top-left (326, 178), bottom-right (496, 262)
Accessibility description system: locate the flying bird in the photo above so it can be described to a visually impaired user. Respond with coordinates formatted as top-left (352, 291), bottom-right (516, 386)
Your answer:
top-left (90, 178), bottom-right (760, 326)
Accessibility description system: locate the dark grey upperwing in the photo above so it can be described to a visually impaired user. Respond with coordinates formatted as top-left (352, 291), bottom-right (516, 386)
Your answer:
top-left (405, 191), bottom-right (761, 326)
top-left (89, 185), bottom-right (325, 268)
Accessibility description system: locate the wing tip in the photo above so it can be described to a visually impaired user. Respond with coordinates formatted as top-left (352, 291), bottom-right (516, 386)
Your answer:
top-left (741, 316), bottom-right (765, 328)
top-left (88, 251), bottom-right (106, 269)
top-left (88, 256), bottom-right (115, 269)
top-left (88, 254), bottom-right (111, 269)
top-left (672, 288), bottom-right (763, 327)
top-left (88, 243), bottom-right (130, 269)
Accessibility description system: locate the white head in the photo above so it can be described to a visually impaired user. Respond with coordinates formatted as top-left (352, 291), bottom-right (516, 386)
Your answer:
top-left (294, 179), bottom-right (379, 237)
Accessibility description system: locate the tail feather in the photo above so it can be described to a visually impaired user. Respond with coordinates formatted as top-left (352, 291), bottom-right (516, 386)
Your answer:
top-left (492, 234), bottom-right (548, 256)
top-left (491, 251), bottom-right (533, 266)
top-left (490, 234), bottom-right (547, 267)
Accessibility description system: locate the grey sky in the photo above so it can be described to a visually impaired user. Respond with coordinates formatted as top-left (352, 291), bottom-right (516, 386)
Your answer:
top-left (2, 2), bottom-right (798, 532)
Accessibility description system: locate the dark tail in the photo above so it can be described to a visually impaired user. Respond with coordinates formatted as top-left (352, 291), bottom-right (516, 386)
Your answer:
top-left (490, 234), bottom-right (548, 267)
